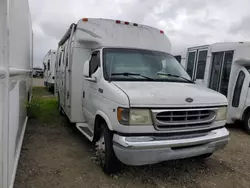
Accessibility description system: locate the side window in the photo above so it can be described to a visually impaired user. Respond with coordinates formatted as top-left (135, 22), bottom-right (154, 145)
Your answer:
top-left (48, 60), bottom-right (50, 71)
top-left (196, 50), bottom-right (207, 79)
top-left (220, 51), bottom-right (234, 96)
top-left (66, 53), bottom-right (69, 67)
top-left (186, 51), bottom-right (196, 78)
top-left (232, 71), bottom-right (245, 107)
top-left (43, 63), bottom-right (46, 71)
top-left (89, 51), bottom-right (100, 76)
top-left (174, 55), bottom-right (181, 63)
top-left (59, 52), bottom-right (62, 67)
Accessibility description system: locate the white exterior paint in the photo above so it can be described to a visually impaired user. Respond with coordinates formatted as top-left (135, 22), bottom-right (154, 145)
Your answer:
top-left (56, 18), bottom-right (229, 166)
top-left (0, 0), bottom-right (33, 187)
top-left (175, 42), bottom-right (250, 124)
top-left (43, 50), bottom-right (56, 91)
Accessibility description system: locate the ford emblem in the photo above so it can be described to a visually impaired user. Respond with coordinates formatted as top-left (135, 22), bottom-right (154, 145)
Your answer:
top-left (186, 98), bottom-right (193, 103)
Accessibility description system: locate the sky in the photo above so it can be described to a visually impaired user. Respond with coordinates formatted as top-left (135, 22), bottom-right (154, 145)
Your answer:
top-left (29, 0), bottom-right (250, 67)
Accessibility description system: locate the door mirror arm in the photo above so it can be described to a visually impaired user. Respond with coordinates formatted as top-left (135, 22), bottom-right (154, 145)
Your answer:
top-left (85, 77), bottom-right (97, 82)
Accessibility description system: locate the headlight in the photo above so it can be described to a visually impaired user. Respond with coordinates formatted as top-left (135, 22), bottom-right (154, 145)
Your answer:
top-left (129, 109), bottom-right (152, 125)
top-left (117, 108), bottom-right (152, 125)
top-left (215, 107), bottom-right (227, 121)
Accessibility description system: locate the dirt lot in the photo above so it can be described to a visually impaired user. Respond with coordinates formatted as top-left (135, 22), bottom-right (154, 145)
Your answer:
top-left (14, 88), bottom-right (250, 188)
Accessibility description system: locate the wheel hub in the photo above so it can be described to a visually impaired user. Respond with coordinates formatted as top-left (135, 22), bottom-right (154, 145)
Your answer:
top-left (96, 135), bottom-right (105, 164)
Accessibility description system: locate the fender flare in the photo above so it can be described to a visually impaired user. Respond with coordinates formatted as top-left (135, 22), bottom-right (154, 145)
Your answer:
top-left (95, 110), bottom-right (113, 130)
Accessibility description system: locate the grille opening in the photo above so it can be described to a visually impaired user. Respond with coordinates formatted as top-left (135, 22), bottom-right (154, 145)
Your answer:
top-left (154, 108), bottom-right (217, 130)
top-left (187, 116), bottom-right (198, 121)
top-left (157, 122), bottom-right (211, 129)
top-left (174, 111), bottom-right (186, 116)
top-left (173, 116), bottom-right (185, 121)
top-left (188, 111), bottom-right (197, 115)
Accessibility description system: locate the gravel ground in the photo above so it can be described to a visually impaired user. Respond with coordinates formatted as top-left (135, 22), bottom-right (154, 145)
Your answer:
top-left (14, 89), bottom-right (250, 188)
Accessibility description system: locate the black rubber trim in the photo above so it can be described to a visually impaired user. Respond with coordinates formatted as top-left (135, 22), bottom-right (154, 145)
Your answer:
top-left (113, 127), bottom-right (223, 137)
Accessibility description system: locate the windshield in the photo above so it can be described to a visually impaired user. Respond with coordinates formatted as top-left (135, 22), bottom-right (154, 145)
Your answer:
top-left (103, 48), bottom-right (191, 82)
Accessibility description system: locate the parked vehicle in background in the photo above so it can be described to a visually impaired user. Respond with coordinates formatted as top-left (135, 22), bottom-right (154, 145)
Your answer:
top-left (0, 0), bottom-right (33, 187)
top-left (43, 50), bottom-right (56, 92)
top-left (55, 18), bottom-right (229, 174)
top-left (32, 67), bottom-right (44, 78)
top-left (175, 42), bottom-right (250, 133)
top-left (173, 50), bottom-right (187, 67)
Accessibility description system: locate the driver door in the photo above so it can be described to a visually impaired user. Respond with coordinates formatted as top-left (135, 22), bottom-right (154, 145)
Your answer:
top-left (82, 51), bottom-right (101, 130)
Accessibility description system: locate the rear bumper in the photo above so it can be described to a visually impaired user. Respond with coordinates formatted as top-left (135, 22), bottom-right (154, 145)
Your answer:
top-left (113, 127), bottom-right (229, 166)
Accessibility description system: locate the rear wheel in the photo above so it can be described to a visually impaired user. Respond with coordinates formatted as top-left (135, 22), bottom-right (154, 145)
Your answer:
top-left (96, 123), bottom-right (122, 174)
top-left (243, 112), bottom-right (250, 134)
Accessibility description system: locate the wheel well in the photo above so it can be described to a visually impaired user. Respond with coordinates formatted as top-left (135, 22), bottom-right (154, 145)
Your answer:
top-left (242, 106), bottom-right (250, 121)
top-left (93, 115), bottom-right (107, 142)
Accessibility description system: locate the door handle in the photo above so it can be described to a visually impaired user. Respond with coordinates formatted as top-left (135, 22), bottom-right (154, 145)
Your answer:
top-left (98, 88), bottom-right (103, 93)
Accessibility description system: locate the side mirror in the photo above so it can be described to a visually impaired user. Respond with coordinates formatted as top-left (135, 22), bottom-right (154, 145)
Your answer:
top-left (83, 61), bottom-right (90, 77)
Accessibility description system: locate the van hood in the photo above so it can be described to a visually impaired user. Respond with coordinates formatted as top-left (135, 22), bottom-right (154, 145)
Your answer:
top-left (112, 82), bottom-right (227, 107)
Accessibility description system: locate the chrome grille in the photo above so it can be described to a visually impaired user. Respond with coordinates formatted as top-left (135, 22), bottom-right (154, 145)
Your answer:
top-left (152, 108), bottom-right (217, 130)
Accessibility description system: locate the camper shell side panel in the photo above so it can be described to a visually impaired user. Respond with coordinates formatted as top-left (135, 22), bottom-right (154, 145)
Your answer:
top-left (0, 0), bottom-right (33, 187)
top-left (0, 0), bottom-right (9, 187)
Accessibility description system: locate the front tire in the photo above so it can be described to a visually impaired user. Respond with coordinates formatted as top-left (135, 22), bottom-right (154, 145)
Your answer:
top-left (243, 112), bottom-right (250, 134)
top-left (96, 123), bottom-right (122, 174)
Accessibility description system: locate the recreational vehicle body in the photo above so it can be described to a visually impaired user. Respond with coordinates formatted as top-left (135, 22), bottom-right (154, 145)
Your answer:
top-left (43, 50), bottom-right (56, 92)
top-left (55, 18), bottom-right (229, 174)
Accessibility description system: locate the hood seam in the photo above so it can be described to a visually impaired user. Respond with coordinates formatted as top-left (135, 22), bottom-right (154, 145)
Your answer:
top-left (112, 82), bottom-right (131, 107)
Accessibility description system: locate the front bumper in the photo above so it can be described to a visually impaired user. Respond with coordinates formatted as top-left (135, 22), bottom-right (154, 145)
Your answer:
top-left (113, 127), bottom-right (229, 166)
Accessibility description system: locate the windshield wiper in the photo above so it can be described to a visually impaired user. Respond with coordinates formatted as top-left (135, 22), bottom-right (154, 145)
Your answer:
top-left (157, 72), bottom-right (194, 83)
top-left (111, 72), bottom-right (155, 81)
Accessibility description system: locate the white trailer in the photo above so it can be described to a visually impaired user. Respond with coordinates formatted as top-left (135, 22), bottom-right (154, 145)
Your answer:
top-left (56, 18), bottom-right (229, 174)
top-left (0, 0), bottom-right (33, 187)
top-left (176, 42), bottom-right (250, 132)
top-left (43, 50), bottom-right (56, 92)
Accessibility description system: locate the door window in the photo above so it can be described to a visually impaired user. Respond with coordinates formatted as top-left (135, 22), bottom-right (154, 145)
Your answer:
top-left (209, 52), bottom-right (224, 91)
top-left (186, 51), bottom-right (196, 78)
top-left (48, 60), bottom-right (50, 71)
top-left (89, 51), bottom-right (100, 76)
top-left (232, 71), bottom-right (245, 107)
top-left (59, 52), bottom-right (62, 67)
top-left (196, 50), bottom-right (207, 79)
top-left (220, 51), bottom-right (234, 96)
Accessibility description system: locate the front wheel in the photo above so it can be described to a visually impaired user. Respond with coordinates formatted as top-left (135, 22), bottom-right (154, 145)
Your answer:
top-left (96, 123), bottom-right (122, 174)
top-left (243, 112), bottom-right (250, 134)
